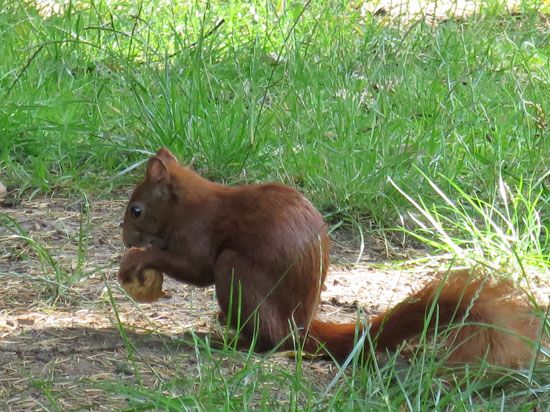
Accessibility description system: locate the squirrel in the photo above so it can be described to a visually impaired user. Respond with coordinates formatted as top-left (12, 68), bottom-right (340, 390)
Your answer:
top-left (119, 148), bottom-right (540, 367)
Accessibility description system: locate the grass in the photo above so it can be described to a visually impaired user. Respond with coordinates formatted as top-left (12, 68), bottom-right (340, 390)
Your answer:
top-left (94, 332), bottom-right (550, 410)
top-left (0, 0), bottom-right (549, 410)
top-left (391, 171), bottom-right (549, 271)
top-left (1, 1), bottom-right (548, 226)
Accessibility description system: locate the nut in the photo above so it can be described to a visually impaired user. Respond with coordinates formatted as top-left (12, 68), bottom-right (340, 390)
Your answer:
top-left (120, 268), bottom-right (165, 303)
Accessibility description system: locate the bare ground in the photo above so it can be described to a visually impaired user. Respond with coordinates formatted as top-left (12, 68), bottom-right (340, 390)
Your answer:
top-left (0, 196), bottom-right (548, 410)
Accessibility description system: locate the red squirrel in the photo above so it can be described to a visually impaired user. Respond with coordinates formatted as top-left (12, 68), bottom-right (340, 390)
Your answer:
top-left (119, 148), bottom-right (540, 367)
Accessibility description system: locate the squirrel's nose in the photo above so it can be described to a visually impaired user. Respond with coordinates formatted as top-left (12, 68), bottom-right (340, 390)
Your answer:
top-left (119, 222), bottom-right (123, 228)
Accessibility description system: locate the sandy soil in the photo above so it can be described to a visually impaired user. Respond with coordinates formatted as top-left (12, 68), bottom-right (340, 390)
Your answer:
top-left (0, 197), bottom-right (421, 410)
top-left (0, 195), bottom-right (547, 410)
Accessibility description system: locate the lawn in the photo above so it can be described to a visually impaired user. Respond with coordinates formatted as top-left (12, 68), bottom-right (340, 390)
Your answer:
top-left (0, 0), bottom-right (549, 410)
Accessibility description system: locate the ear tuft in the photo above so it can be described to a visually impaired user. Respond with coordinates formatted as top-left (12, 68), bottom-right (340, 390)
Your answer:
top-left (147, 157), bottom-right (169, 184)
top-left (156, 147), bottom-right (179, 167)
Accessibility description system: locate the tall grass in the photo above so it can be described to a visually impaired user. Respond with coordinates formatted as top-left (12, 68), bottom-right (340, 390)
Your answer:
top-left (391, 172), bottom-right (549, 270)
top-left (1, 1), bottom-right (548, 242)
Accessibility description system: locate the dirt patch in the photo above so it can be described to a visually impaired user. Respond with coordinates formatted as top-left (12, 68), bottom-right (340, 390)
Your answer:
top-left (359, 0), bottom-right (531, 25)
top-left (0, 197), bottom-right (548, 410)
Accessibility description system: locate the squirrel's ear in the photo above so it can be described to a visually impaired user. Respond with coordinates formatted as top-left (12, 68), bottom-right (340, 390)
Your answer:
top-left (146, 157), bottom-right (169, 184)
top-left (156, 147), bottom-right (179, 167)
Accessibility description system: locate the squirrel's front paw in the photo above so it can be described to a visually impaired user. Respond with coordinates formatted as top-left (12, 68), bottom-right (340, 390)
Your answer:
top-left (118, 247), bottom-right (146, 284)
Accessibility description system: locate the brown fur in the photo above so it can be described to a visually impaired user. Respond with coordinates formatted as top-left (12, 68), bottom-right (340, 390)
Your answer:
top-left (307, 271), bottom-right (540, 366)
top-left (119, 148), bottom-right (540, 367)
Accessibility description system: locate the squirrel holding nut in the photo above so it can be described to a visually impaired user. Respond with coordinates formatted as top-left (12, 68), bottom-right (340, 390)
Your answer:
top-left (119, 148), bottom-right (540, 367)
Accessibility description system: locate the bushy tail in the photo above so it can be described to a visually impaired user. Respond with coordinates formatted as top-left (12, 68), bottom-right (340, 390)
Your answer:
top-left (307, 270), bottom-right (540, 367)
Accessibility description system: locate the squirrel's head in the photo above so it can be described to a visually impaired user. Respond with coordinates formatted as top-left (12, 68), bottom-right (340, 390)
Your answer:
top-left (122, 148), bottom-right (179, 250)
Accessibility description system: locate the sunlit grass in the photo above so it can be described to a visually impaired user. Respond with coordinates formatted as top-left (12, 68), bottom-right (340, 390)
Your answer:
top-left (1, 1), bottom-right (548, 236)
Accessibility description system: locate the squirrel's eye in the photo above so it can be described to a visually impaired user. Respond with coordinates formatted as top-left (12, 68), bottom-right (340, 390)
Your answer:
top-left (130, 205), bottom-right (142, 219)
